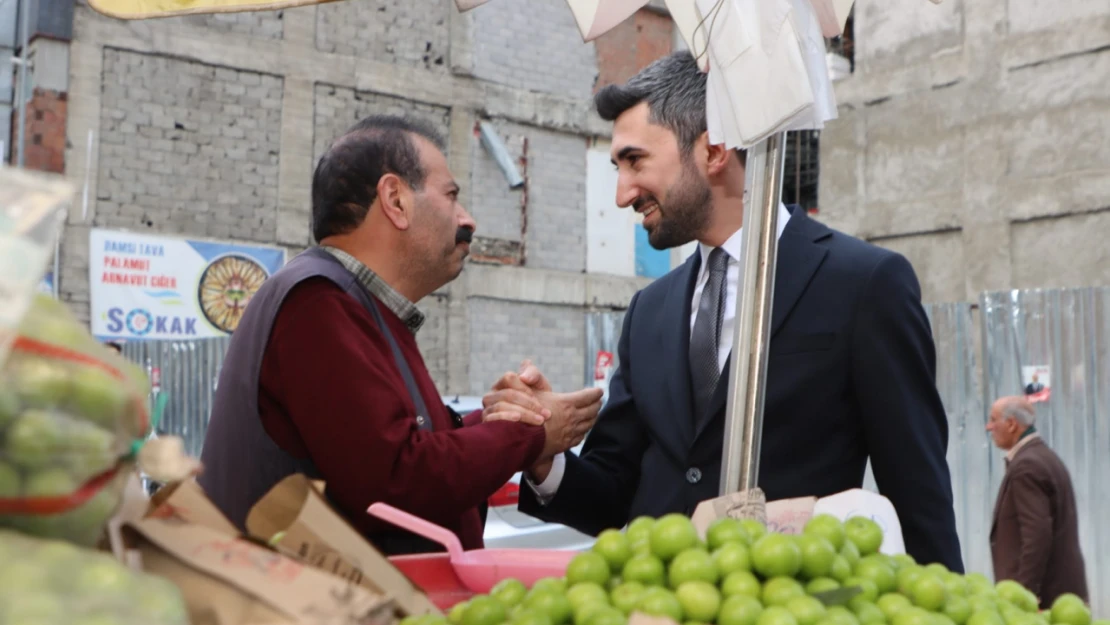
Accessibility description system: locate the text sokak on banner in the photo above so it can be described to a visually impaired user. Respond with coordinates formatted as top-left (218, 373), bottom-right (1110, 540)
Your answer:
top-left (104, 307), bottom-right (199, 337)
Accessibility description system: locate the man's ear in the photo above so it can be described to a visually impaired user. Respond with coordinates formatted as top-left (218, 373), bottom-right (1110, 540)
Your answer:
top-left (705, 138), bottom-right (732, 177)
top-left (376, 173), bottom-right (413, 230)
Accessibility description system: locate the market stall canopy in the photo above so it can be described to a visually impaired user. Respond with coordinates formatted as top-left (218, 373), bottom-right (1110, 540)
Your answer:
top-left (86, 0), bottom-right (933, 147)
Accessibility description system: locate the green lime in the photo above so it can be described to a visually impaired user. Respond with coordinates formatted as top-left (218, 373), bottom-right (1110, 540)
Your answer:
top-left (492, 578), bottom-right (529, 608)
top-left (610, 581), bottom-right (646, 615)
top-left (5, 410), bottom-right (63, 470)
top-left (797, 534), bottom-right (837, 580)
top-left (758, 605), bottom-right (800, 625)
top-left (593, 529), bottom-right (633, 574)
top-left (713, 542), bottom-right (752, 577)
top-left (675, 581), bottom-right (722, 623)
top-left (762, 576), bottom-right (806, 606)
top-left (707, 518), bottom-right (752, 549)
top-left (622, 553), bottom-right (665, 587)
top-left (718, 594), bottom-right (763, 625)
top-left (752, 534), bottom-right (803, 579)
top-left (70, 367), bottom-right (129, 428)
top-left (462, 596), bottom-right (509, 625)
top-left (650, 514), bottom-right (699, 562)
top-left (804, 515), bottom-right (846, 552)
top-left (669, 548), bottom-right (719, 588)
top-left (12, 360), bottom-right (72, 410)
top-left (786, 595), bottom-right (828, 625)
top-left (721, 570), bottom-right (762, 598)
top-left (567, 552), bottom-right (612, 587)
top-left (566, 583), bottom-right (609, 611)
top-left (524, 590), bottom-right (573, 625)
top-left (637, 587), bottom-right (684, 622)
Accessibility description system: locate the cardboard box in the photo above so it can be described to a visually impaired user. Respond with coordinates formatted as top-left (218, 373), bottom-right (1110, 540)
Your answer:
top-left (245, 475), bottom-right (439, 616)
top-left (124, 516), bottom-right (394, 625)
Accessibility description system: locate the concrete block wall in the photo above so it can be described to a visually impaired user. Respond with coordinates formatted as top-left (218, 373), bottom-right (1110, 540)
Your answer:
top-left (818, 0), bottom-right (1110, 303)
top-left (56, 1), bottom-right (668, 395)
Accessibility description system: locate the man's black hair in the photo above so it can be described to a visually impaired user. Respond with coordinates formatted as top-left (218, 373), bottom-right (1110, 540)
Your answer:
top-left (311, 115), bottom-right (446, 242)
top-left (594, 51), bottom-right (745, 164)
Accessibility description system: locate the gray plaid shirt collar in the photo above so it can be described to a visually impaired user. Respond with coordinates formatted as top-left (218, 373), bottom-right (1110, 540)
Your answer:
top-left (319, 245), bottom-right (425, 334)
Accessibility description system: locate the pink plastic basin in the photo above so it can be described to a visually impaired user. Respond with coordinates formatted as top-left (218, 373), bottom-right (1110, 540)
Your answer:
top-left (370, 503), bottom-right (578, 595)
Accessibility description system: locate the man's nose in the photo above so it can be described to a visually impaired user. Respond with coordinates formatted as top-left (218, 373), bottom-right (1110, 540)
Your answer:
top-left (458, 203), bottom-right (477, 233)
top-left (615, 177), bottom-right (638, 209)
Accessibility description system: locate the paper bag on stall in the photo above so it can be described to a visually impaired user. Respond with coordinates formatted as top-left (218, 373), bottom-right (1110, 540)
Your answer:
top-left (692, 487), bottom-right (906, 555)
top-left (124, 516), bottom-right (396, 625)
top-left (246, 474), bottom-right (438, 616)
top-left (690, 487), bottom-right (768, 538)
top-left (145, 479), bottom-right (240, 535)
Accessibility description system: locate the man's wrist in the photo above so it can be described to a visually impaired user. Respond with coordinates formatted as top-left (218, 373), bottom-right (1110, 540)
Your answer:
top-left (528, 457), bottom-right (555, 483)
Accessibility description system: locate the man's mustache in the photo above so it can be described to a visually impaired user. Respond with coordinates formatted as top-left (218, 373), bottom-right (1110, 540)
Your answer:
top-left (456, 227), bottom-right (474, 244)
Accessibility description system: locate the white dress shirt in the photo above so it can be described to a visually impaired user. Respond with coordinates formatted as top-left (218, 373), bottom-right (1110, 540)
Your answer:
top-left (527, 203), bottom-right (794, 502)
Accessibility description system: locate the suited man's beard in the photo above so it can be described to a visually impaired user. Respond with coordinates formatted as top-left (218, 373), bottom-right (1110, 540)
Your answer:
top-left (644, 163), bottom-right (712, 250)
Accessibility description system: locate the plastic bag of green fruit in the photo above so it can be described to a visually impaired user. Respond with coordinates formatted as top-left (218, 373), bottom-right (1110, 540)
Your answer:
top-left (0, 293), bottom-right (152, 547)
top-left (0, 526), bottom-right (189, 624)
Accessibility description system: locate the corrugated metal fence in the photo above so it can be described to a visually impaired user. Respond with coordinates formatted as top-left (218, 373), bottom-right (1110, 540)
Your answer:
top-left (586, 288), bottom-right (1110, 611)
top-left (980, 288), bottom-right (1110, 611)
top-left (121, 337), bottom-right (230, 458)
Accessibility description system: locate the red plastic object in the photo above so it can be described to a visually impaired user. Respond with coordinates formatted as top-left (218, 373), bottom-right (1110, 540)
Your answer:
top-left (369, 503), bottom-right (577, 595)
top-left (390, 553), bottom-right (474, 611)
top-left (487, 481), bottom-right (520, 508)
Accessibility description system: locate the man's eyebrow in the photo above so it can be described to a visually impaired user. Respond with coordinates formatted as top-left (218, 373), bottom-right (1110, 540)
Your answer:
top-left (611, 146), bottom-right (644, 166)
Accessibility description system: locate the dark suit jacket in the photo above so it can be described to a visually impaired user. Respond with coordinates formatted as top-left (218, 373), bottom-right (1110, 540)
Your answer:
top-left (520, 206), bottom-right (963, 571)
top-left (991, 437), bottom-right (1087, 607)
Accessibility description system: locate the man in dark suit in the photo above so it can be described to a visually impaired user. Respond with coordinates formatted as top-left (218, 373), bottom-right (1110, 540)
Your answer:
top-left (987, 396), bottom-right (1087, 607)
top-left (507, 52), bottom-right (963, 570)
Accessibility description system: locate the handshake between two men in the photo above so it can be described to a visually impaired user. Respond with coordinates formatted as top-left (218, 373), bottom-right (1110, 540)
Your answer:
top-left (480, 360), bottom-right (604, 484)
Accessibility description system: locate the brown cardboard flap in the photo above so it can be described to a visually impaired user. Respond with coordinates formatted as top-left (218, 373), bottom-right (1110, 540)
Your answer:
top-left (764, 496), bottom-right (819, 535)
top-left (145, 479), bottom-right (239, 535)
top-left (246, 474), bottom-right (438, 616)
top-left (628, 612), bottom-right (680, 625)
top-left (125, 517), bottom-right (395, 625)
top-left (691, 487), bottom-right (768, 538)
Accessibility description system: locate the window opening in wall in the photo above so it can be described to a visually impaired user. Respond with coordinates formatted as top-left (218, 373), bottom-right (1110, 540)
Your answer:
top-left (782, 130), bottom-right (820, 214)
top-left (826, 8), bottom-right (855, 73)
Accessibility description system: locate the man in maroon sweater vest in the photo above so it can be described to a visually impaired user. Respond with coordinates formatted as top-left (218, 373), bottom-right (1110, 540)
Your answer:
top-left (199, 116), bottom-right (602, 554)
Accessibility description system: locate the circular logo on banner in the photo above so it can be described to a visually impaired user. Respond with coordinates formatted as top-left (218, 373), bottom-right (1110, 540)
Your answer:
top-left (197, 254), bottom-right (270, 333)
top-left (125, 309), bottom-right (154, 336)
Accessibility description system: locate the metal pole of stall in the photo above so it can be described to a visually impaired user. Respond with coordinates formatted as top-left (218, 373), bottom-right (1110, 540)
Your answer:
top-left (718, 132), bottom-right (788, 495)
top-left (13, 0), bottom-right (29, 168)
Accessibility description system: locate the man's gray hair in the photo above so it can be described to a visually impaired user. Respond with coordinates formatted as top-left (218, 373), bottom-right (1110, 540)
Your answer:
top-left (594, 52), bottom-right (708, 155)
top-left (1001, 401), bottom-right (1037, 427)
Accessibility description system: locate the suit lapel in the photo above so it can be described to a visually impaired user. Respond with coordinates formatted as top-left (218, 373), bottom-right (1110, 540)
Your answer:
top-left (692, 209), bottom-right (830, 442)
top-left (659, 252), bottom-right (701, 454)
top-left (770, 211), bottom-right (830, 336)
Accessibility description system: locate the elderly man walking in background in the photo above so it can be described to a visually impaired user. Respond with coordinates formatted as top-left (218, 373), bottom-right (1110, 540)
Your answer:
top-left (987, 396), bottom-right (1088, 607)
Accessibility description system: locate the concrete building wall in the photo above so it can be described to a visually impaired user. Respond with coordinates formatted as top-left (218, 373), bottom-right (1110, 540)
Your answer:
top-left (818, 0), bottom-right (1110, 303)
top-left (47, 2), bottom-right (671, 395)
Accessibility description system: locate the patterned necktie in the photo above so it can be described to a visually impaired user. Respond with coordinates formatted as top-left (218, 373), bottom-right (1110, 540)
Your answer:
top-left (689, 247), bottom-right (729, 421)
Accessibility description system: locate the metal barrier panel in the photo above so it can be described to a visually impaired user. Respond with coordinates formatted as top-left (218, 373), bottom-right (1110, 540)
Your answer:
top-left (121, 337), bottom-right (231, 458)
top-left (981, 287), bottom-right (1110, 613)
top-left (860, 302), bottom-right (990, 576)
top-left (584, 310), bottom-right (627, 401)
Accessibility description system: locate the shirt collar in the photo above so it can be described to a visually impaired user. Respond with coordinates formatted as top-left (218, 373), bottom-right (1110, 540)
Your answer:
top-left (318, 245), bottom-right (425, 334)
top-left (1006, 429), bottom-right (1040, 463)
top-left (698, 202), bottom-right (794, 266)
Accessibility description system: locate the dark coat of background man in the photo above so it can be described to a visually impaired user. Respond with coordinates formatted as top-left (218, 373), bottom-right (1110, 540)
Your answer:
top-left (504, 51), bottom-right (963, 571)
top-left (198, 115), bottom-right (602, 555)
top-left (987, 396), bottom-right (1088, 607)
